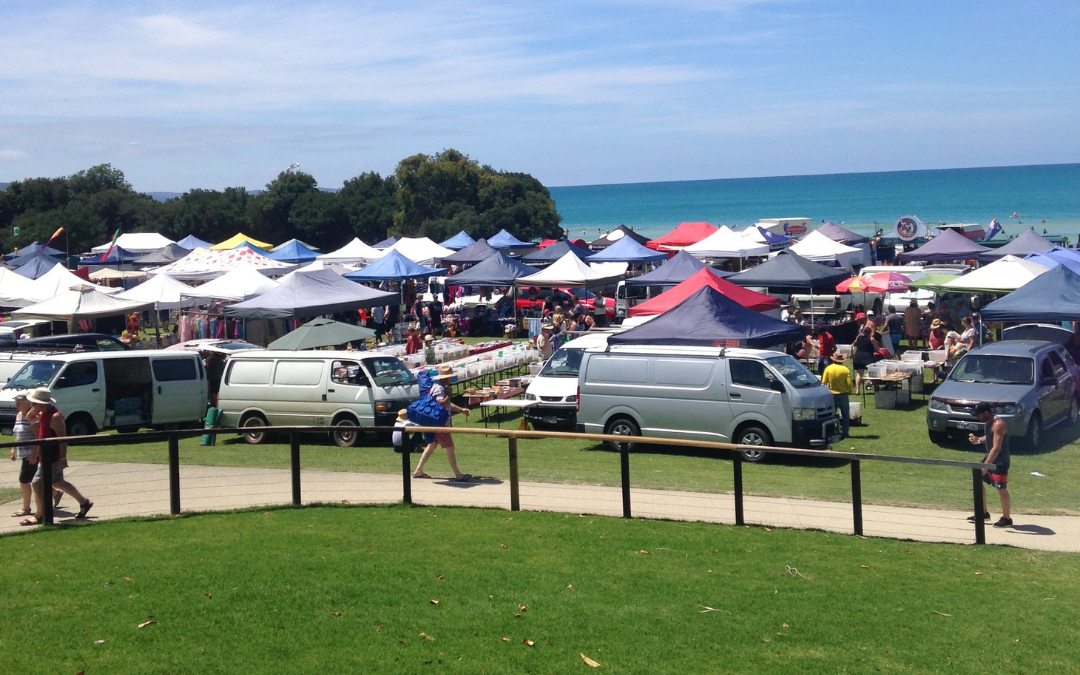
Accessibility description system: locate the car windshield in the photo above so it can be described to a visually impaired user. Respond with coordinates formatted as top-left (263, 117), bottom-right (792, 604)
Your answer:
top-left (766, 355), bottom-right (819, 389)
top-left (950, 355), bottom-right (1034, 385)
top-left (539, 348), bottom-right (584, 378)
top-left (364, 357), bottom-right (416, 388)
top-left (4, 360), bottom-right (63, 389)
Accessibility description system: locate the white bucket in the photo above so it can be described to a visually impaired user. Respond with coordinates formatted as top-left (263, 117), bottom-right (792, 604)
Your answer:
top-left (849, 400), bottom-right (862, 424)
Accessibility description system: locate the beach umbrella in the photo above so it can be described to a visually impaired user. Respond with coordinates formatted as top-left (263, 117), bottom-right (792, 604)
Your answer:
top-left (267, 318), bottom-right (376, 350)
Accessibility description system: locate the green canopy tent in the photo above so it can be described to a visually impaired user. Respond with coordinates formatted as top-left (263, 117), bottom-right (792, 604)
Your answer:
top-left (267, 318), bottom-right (376, 351)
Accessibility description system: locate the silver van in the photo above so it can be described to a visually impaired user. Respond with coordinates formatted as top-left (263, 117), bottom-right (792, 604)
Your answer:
top-left (217, 351), bottom-right (418, 447)
top-left (576, 345), bottom-right (840, 461)
top-left (0, 351), bottom-right (208, 435)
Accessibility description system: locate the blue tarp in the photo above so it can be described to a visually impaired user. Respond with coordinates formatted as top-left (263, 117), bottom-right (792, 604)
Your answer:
top-left (522, 239), bottom-right (593, 264)
top-left (343, 249), bottom-right (443, 282)
top-left (728, 250), bottom-right (849, 292)
top-left (443, 238), bottom-right (498, 266)
top-left (12, 255), bottom-right (59, 279)
top-left (446, 252), bottom-right (539, 286)
top-left (440, 231), bottom-right (477, 251)
top-left (224, 268), bottom-right (398, 319)
top-left (982, 265), bottom-right (1080, 322)
top-left (979, 227), bottom-right (1055, 262)
top-left (267, 239), bottom-right (319, 264)
top-left (487, 229), bottom-right (533, 250)
top-left (176, 235), bottom-right (212, 250)
top-left (586, 235), bottom-right (667, 264)
top-left (624, 250), bottom-right (732, 287)
top-left (372, 236), bottom-right (398, 249)
top-left (608, 286), bottom-right (807, 348)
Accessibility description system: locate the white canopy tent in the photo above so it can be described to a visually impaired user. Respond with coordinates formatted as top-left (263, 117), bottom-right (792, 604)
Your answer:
top-left (180, 266), bottom-right (281, 303)
top-left (317, 238), bottom-right (384, 265)
top-left (940, 255), bottom-right (1050, 294)
top-left (516, 251), bottom-right (624, 288)
top-left (590, 261), bottom-right (629, 277)
top-left (297, 259), bottom-right (353, 275)
top-left (685, 225), bottom-right (769, 260)
top-left (0, 267), bottom-right (40, 307)
top-left (1, 263), bottom-right (120, 308)
top-left (13, 285), bottom-right (153, 320)
top-left (90, 232), bottom-right (175, 254)
top-left (89, 268), bottom-right (147, 282)
top-left (786, 230), bottom-right (862, 267)
top-left (148, 247), bottom-right (294, 281)
top-left (386, 237), bottom-right (454, 266)
top-left (116, 273), bottom-right (196, 310)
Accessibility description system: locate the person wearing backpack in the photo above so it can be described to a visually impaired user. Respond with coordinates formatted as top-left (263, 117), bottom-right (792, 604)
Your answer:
top-left (412, 365), bottom-right (472, 481)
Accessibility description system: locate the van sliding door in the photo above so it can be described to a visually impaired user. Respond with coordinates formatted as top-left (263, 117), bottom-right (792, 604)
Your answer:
top-left (104, 357), bottom-right (152, 428)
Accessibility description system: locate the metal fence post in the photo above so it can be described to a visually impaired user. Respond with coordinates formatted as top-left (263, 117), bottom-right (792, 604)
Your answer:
top-left (972, 468), bottom-right (986, 545)
top-left (509, 437), bottom-right (520, 512)
top-left (41, 441), bottom-right (54, 525)
top-left (168, 433), bottom-right (180, 516)
top-left (289, 432), bottom-right (301, 506)
top-left (733, 454), bottom-right (744, 527)
top-left (620, 444), bottom-right (631, 519)
top-left (401, 433), bottom-right (412, 505)
top-left (851, 459), bottom-right (863, 536)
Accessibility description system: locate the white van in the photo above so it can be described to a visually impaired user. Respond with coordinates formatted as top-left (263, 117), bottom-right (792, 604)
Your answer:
top-left (217, 351), bottom-right (419, 447)
top-left (524, 332), bottom-right (612, 429)
top-left (0, 351), bottom-right (208, 436)
top-left (576, 345), bottom-right (840, 461)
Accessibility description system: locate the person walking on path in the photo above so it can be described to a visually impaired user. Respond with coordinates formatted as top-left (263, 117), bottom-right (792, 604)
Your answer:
top-left (413, 365), bottom-right (472, 482)
top-left (21, 388), bottom-right (92, 526)
top-left (9, 394), bottom-right (59, 518)
top-left (969, 402), bottom-right (1012, 528)
top-left (820, 353), bottom-right (853, 438)
top-left (904, 299), bottom-right (923, 349)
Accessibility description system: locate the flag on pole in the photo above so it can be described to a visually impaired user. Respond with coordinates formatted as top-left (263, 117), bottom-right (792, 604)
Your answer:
top-left (980, 219), bottom-right (1003, 242)
top-left (99, 228), bottom-right (121, 262)
top-left (43, 227), bottom-right (64, 248)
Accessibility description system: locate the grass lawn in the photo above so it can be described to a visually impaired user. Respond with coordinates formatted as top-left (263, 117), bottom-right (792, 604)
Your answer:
top-left (1, 505), bottom-right (1077, 674)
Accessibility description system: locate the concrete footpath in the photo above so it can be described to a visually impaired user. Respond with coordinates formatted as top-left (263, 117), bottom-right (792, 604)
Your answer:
top-left (2, 461), bottom-right (1078, 551)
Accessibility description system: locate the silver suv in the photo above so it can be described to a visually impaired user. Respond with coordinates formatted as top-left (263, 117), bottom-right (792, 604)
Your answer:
top-left (927, 340), bottom-right (1080, 448)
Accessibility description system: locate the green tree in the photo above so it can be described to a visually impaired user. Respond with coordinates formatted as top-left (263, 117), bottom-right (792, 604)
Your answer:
top-left (246, 170), bottom-right (319, 245)
top-left (160, 188), bottom-right (250, 246)
top-left (337, 172), bottom-right (398, 244)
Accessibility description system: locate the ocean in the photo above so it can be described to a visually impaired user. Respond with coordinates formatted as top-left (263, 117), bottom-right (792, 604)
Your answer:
top-left (548, 163), bottom-right (1080, 242)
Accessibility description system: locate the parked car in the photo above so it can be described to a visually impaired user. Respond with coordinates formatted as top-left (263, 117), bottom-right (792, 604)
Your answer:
top-left (927, 340), bottom-right (1080, 448)
top-left (2, 333), bottom-right (129, 352)
top-left (523, 332), bottom-right (612, 429)
top-left (517, 288), bottom-right (616, 321)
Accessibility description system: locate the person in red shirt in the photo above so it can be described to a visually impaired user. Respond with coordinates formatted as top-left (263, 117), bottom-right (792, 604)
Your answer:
top-left (812, 328), bottom-right (836, 373)
top-left (404, 324), bottom-right (423, 355)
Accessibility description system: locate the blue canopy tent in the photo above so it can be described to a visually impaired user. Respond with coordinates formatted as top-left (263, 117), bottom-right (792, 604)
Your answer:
top-left (5, 241), bottom-right (64, 262)
top-left (608, 286), bottom-right (807, 349)
top-left (79, 246), bottom-right (142, 266)
top-left (372, 236), bottom-right (398, 249)
top-left (624, 250), bottom-right (732, 288)
top-left (487, 229), bottom-right (533, 251)
top-left (586, 235), bottom-right (667, 264)
top-left (440, 231), bottom-right (477, 251)
top-left (982, 265), bottom-right (1080, 322)
top-left (267, 239), bottom-right (319, 264)
top-left (446, 252), bottom-right (539, 287)
top-left (175, 235), bottom-right (212, 250)
top-left (442, 238), bottom-right (499, 266)
top-left (522, 239), bottom-right (593, 265)
top-left (343, 249), bottom-right (442, 282)
top-left (224, 268), bottom-right (398, 320)
top-left (1026, 251), bottom-right (1080, 276)
top-left (12, 255), bottom-right (60, 279)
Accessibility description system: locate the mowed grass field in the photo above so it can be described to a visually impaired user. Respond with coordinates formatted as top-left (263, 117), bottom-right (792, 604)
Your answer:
top-left (2, 505), bottom-right (1078, 674)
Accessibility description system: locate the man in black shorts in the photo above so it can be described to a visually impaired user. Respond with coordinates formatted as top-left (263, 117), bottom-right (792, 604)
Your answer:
top-left (969, 402), bottom-right (1012, 528)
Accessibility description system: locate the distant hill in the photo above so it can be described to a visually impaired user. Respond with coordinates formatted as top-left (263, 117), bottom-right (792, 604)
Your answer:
top-left (0, 183), bottom-right (8, 192)
top-left (144, 191), bottom-right (181, 202)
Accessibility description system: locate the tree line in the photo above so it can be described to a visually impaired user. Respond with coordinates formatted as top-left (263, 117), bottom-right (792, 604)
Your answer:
top-left (0, 149), bottom-right (564, 256)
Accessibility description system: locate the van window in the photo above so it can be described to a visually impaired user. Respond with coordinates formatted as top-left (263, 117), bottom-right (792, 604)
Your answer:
top-left (362, 357), bottom-right (415, 387)
top-left (152, 358), bottom-right (197, 382)
top-left (56, 361), bottom-right (98, 388)
top-left (332, 360), bottom-right (369, 387)
top-left (4, 360), bottom-right (63, 390)
top-left (274, 360), bottom-right (325, 386)
top-left (1047, 351), bottom-right (1067, 377)
top-left (587, 356), bottom-right (647, 384)
top-left (765, 355), bottom-right (819, 389)
top-left (227, 360), bottom-right (273, 385)
top-left (653, 358), bottom-right (713, 387)
top-left (729, 359), bottom-right (778, 389)
top-left (539, 348), bottom-right (584, 378)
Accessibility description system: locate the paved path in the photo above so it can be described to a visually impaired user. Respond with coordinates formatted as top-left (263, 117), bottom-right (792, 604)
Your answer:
top-left (2, 461), bottom-right (1078, 551)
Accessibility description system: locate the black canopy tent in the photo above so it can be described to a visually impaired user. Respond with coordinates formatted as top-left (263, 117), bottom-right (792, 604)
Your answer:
top-left (978, 227), bottom-right (1055, 262)
top-left (624, 250), bottom-right (732, 288)
top-left (727, 250), bottom-right (849, 293)
top-left (224, 269), bottom-right (398, 320)
top-left (896, 228), bottom-right (990, 263)
top-left (442, 238), bottom-right (499, 266)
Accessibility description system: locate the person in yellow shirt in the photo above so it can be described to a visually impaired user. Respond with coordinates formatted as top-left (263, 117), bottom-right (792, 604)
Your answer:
top-left (820, 352), bottom-right (852, 438)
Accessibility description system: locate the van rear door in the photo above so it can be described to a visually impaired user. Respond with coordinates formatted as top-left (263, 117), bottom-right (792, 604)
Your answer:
top-left (151, 356), bottom-right (207, 424)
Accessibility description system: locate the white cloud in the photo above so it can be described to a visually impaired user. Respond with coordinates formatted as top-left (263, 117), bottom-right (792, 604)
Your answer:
top-left (0, 149), bottom-right (28, 160)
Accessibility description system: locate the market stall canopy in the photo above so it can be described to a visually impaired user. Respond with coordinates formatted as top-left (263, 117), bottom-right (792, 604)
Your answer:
top-left (895, 228), bottom-right (990, 263)
top-left (149, 247), bottom-right (294, 281)
top-left (134, 243), bottom-right (192, 266)
top-left (609, 286), bottom-right (806, 349)
top-left (385, 237), bottom-right (453, 266)
top-left (14, 264), bottom-right (118, 308)
top-left (982, 265), bottom-right (1080, 322)
top-left (515, 251), bottom-right (623, 288)
top-left (906, 273), bottom-right (967, 291)
top-left (628, 268), bottom-right (780, 317)
top-left (588, 225), bottom-right (651, 250)
top-left (79, 246), bottom-right (142, 265)
top-left (267, 317), bottom-right (376, 350)
top-left (786, 230), bottom-right (862, 264)
top-left (4, 241), bottom-right (63, 261)
top-left (13, 284), bottom-right (152, 320)
top-left (180, 266), bottom-right (281, 303)
top-left (814, 222), bottom-right (869, 245)
top-left (116, 273), bottom-right (195, 310)
top-left (90, 232), bottom-right (174, 254)
top-left (317, 238), bottom-right (383, 264)
top-left (685, 226), bottom-right (769, 259)
top-left (176, 235), bottom-right (212, 250)
top-left (939, 255), bottom-right (1050, 294)
top-left (372, 236), bottom-right (398, 249)
top-left (444, 252), bottom-right (539, 287)
top-left (296, 260), bottom-right (352, 275)
top-left (487, 229), bottom-right (533, 251)
top-left (728, 250), bottom-right (850, 292)
top-left (0, 267), bottom-right (38, 305)
top-left (12, 255), bottom-right (62, 279)
top-left (624, 250), bottom-right (732, 288)
top-left (522, 239), bottom-right (594, 265)
top-left (88, 269), bottom-right (146, 282)
top-left (439, 231), bottom-right (476, 251)
top-left (646, 222), bottom-right (718, 251)
top-left (224, 269), bottom-right (398, 320)
top-left (343, 250), bottom-right (442, 282)
top-left (210, 233), bottom-right (272, 251)
top-left (266, 239), bottom-right (319, 264)
top-left (1026, 249), bottom-right (1080, 276)
top-left (978, 227), bottom-right (1055, 262)
top-left (271, 238), bottom-right (319, 253)
top-left (586, 235), bottom-right (667, 264)
top-left (590, 262), bottom-right (629, 277)
top-left (442, 238), bottom-right (498, 266)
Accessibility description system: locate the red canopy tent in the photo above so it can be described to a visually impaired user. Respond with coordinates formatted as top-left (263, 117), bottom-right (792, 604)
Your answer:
top-left (646, 222), bottom-right (719, 251)
top-left (628, 268), bottom-right (781, 317)
top-left (538, 238), bottom-right (589, 250)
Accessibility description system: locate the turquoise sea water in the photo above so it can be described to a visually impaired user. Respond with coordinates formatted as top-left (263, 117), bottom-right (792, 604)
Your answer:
top-left (549, 164), bottom-right (1080, 241)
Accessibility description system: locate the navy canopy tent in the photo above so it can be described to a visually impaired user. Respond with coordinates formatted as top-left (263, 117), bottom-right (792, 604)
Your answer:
top-left (815, 222), bottom-right (869, 245)
top-left (624, 250), bottom-right (732, 287)
top-left (608, 286), bottom-right (807, 349)
top-left (728, 250), bottom-right (849, 293)
top-left (588, 225), bottom-right (651, 250)
top-left (442, 238), bottom-right (499, 266)
top-left (134, 243), bottom-right (191, 265)
top-left (440, 231), bottom-right (477, 251)
top-left (896, 228), bottom-right (990, 263)
top-left (175, 235), bottom-right (212, 250)
top-left (982, 265), bottom-right (1080, 322)
top-left (224, 269), bottom-right (398, 319)
top-left (343, 249), bottom-right (442, 282)
top-left (447, 252), bottom-right (539, 286)
top-left (12, 255), bottom-right (60, 279)
top-left (267, 239), bottom-right (319, 264)
top-left (522, 239), bottom-right (593, 265)
top-left (79, 246), bottom-right (142, 265)
top-left (5, 241), bottom-right (64, 262)
top-left (979, 227), bottom-right (1054, 262)
top-left (487, 229), bottom-right (533, 251)
top-left (587, 235), bottom-right (667, 264)
top-left (372, 236), bottom-right (398, 249)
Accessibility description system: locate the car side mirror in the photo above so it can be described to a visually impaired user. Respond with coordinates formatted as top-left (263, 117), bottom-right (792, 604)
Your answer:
top-left (769, 379), bottom-right (786, 392)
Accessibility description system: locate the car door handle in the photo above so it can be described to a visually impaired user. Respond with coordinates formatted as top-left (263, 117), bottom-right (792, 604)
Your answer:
top-left (327, 389), bottom-right (335, 393)
top-left (158, 386), bottom-right (162, 395)
top-left (92, 388), bottom-right (100, 392)
top-left (729, 393), bottom-right (741, 399)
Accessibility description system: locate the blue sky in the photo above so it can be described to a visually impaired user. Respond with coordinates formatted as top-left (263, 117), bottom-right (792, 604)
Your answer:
top-left (1, 0), bottom-right (1078, 191)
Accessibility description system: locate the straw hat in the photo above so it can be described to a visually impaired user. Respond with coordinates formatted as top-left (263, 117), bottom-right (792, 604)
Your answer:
top-left (27, 387), bottom-right (55, 405)
top-left (930, 318), bottom-right (943, 330)
top-left (397, 408), bottom-right (409, 421)
top-left (436, 364), bottom-right (455, 380)
top-left (424, 334), bottom-right (434, 342)
top-left (541, 322), bottom-right (553, 331)
top-left (830, 352), bottom-right (846, 364)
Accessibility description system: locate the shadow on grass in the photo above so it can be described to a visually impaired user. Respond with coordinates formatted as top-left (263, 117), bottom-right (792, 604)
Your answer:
top-left (581, 441), bottom-right (852, 469)
top-left (929, 423), bottom-right (1079, 457)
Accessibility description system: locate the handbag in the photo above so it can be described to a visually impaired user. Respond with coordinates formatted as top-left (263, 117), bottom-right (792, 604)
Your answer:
top-left (407, 395), bottom-right (449, 427)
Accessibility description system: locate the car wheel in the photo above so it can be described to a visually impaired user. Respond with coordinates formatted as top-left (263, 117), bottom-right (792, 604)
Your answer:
top-left (735, 425), bottom-right (772, 462)
top-left (604, 417), bottom-right (640, 451)
top-left (1023, 413), bottom-right (1042, 450)
top-left (928, 429), bottom-right (949, 445)
top-left (241, 414), bottom-right (268, 445)
top-left (66, 413), bottom-right (97, 437)
top-left (332, 417), bottom-right (360, 448)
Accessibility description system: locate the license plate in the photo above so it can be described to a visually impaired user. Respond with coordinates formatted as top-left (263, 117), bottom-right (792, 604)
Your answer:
top-left (543, 417), bottom-right (559, 425)
top-left (956, 421), bottom-right (982, 431)
top-left (828, 434), bottom-right (842, 445)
